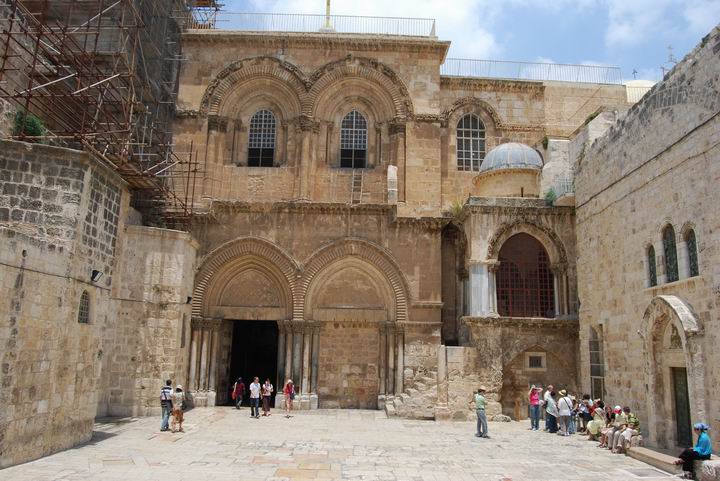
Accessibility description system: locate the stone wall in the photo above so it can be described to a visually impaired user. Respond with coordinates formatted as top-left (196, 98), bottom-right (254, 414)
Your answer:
top-left (0, 140), bottom-right (128, 467)
top-left (574, 26), bottom-right (720, 450)
top-left (97, 226), bottom-right (197, 417)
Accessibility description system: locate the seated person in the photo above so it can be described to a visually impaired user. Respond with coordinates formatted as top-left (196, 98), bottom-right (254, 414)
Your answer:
top-left (613, 407), bottom-right (640, 453)
top-left (587, 401), bottom-right (606, 441)
top-left (674, 423), bottom-right (713, 479)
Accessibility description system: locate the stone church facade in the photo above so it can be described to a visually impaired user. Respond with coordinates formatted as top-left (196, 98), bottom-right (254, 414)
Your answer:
top-left (2, 18), bottom-right (717, 468)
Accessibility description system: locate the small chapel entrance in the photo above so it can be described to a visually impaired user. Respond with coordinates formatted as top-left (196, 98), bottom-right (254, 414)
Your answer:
top-left (228, 320), bottom-right (278, 406)
top-left (671, 367), bottom-right (692, 447)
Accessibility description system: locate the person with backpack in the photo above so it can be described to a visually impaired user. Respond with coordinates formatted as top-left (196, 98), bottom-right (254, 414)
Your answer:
top-left (232, 377), bottom-right (245, 409)
top-left (557, 390), bottom-right (574, 436)
top-left (160, 379), bottom-right (173, 432)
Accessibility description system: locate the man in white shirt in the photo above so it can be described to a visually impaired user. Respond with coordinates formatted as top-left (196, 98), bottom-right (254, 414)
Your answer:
top-left (543, 384), bottom-right (554, 431)
top-left (249, 377), bottom-right (261, 419)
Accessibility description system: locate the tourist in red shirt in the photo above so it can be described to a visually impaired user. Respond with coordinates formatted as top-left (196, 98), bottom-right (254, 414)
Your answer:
top-left (283, 379), bottom-right (295, 418)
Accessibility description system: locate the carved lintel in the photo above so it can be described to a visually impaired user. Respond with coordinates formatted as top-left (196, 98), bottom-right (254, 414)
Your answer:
top-left (192, 316), bottom-right (222, 330)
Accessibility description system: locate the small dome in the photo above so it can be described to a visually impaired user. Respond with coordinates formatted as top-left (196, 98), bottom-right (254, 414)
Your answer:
top-left (480, 142), bottom-right (543, 173)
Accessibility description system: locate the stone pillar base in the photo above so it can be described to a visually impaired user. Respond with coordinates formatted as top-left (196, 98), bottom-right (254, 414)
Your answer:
top-left (189, 390), bottom-right (216, 408)
top-left (434, 403), bottom-right (452, 421)
top-left (274, 393), bottom-right (318, 410)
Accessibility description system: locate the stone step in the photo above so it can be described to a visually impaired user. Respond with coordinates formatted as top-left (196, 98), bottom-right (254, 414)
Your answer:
top-left (627, 447), bottom-right (682, 475)
top-left (420, 376), bottom-right (436, 385)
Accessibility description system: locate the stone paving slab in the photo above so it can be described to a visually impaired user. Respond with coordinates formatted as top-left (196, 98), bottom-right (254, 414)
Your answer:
top-left (0, 408), bottom-right (677, 481)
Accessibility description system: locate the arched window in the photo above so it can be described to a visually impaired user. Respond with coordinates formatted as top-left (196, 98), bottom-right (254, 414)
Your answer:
top-left (496, 233), bottom-right (554, 318)
top-left (589, 327), bottom-right (605, 400)
top-left (456, 114), bottom-right (485, 171)
top-left (685, 229), bottom-right (699, 277)
top-left (78, 290), bottom-right (90, 324)
top-left (663, 225), bottom-right (678, 283)
top-left (647, 245), bottom-right (657, 287)
top-left (340, 110), bottom-right (367, 168)
top-left (248, 109), bottom-right (276, 167)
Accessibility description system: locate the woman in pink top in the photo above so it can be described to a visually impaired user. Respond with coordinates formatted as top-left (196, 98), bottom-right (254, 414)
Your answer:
top-left (528, 385), bottom-right (542, 431)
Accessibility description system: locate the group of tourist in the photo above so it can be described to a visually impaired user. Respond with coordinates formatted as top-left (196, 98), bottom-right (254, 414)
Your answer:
top-left (232, 376), bottom-right (296, 418)
top-left (526, 384), bottom-right (713, 479)
top-left (160, 379), bottom-right (186, 433)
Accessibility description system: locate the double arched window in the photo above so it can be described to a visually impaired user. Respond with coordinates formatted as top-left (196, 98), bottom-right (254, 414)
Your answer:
top-left (662, 225), bottom-right (679, 283)
top-left (496, 233), bottom-right (554, 318)
top-left (248, 109), bottom-right (276, 167)
top-left (340, 110), bottom-right (367, 168)
top-left (456, 114), bottom-right (485, 171)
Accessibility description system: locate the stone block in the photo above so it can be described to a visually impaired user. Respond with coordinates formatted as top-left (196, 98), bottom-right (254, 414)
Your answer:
top-left (698, 458), bottom-right (720, 481)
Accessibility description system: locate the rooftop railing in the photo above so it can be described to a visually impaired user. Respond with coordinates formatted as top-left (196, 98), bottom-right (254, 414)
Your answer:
top-left (214, 12), bottom-right (437, 37)
top-left (441, 58), bottom-right (623, 85)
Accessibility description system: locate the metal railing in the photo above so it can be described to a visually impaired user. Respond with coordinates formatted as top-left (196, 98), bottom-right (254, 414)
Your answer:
top-left (441, 58), bottom-right (623, 85)
top-left (214, 12), bottom-right (436, 37)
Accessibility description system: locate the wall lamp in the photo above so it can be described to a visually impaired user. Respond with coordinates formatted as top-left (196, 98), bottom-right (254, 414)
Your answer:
top-left (91, 269), bottom-right (103, 283)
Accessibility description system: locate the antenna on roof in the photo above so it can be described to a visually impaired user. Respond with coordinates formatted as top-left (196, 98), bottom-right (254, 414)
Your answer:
top-left (632, 69), bottom-right (638, 79)
top-left (660, 45), bottom-right (678, 77)
top-left (320, 0), bottom-right (335, 32)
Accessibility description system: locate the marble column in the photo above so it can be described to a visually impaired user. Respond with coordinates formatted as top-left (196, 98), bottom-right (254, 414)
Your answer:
top-left (395, 326), bottom-right (404, 394)
top-left (292, 323), bottom-right (303, 388)
top-left (284, 322), bottom-right (293, 384)
top-left (208, 323), bottom-right (220, 392)
top-left (276, 321), bottom-right (287, 389)
top-left (468, 260), bottom-right (497, 316)
top-left (551, 264), bottom-right (568, 317)
top-left (378, 323), bottom-right (387, 396)
top-left (310, 324), bottom-right (320, 393)
top-left (387, 327), bottom-right (396, 395)
top-left (188, 317), bottom-right (200, 391)
top-left (199, 325), bottom-right (209, 390)
top-left (487, 260), bottom-right (500, 316)
top-left (301, 326), bottom-right (311, 395)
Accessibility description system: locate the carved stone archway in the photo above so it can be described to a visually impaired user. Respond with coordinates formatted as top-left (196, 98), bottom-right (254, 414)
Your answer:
top-left (641, 295), bottom-right (705, 449)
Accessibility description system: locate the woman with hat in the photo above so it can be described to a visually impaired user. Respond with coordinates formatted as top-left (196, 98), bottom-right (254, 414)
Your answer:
top-left (674, 422), bottom-right (713, 479)
top-left (171, 385), bottom-right (185, 433)
top-left (283, 379), bottom-right (295, 418)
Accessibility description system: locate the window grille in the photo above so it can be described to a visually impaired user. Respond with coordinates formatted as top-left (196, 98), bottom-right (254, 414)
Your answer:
top-left (248, 109), bottom-right (276, 167)
top-left (663, 225), bottom-right (678, 283)
top-left (496, 233), bottom-right (554, 318)
top-left (456, 114), bottom-right (485, 171)
top-left (647, 245), bottom-right (657, 287)
top-left (340, 110), bottom-right (367, 168)
top-left (78, 290), bottom-right (90, 324)
top-left (528, 355), bottom-right (543, 368)
top-left (589, 327), bottom-right (605, 400)
top-left (685, 229), bottom-right (699, 277)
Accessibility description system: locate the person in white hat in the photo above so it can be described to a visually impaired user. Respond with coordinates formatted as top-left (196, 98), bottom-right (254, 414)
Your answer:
top-left (171, 384), bottom-right (185, 433)
top-left (283, 379), bottom-right (295, 418)
top-left (473, 386), bottom-right (489, 438)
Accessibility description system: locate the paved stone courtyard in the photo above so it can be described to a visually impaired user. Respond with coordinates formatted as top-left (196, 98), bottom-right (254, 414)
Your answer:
top-left (1, 408), bottom-right (677, 481)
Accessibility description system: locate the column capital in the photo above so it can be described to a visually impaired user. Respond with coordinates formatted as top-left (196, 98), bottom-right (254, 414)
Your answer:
top-left (192, 317), bottom-right (222, 330)
top-left (550, 262), bottom-right (568, 275)
top-left (296, 114), bottom-right (320, 133)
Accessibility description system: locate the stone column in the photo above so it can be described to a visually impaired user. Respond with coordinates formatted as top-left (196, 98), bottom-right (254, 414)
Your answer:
top-left (310, 324), bottom-right (320, 393)
top-left (301, 325), bottom-right (312, 395)
top-left (378, 323), bottom-right (387, 396)
top-left (276, 321), bottom-right (287, 389)
top-left (468, 260), bottom-right (495, 316)
top-left (284, 322), bottom-right (293, 384)
top-left (208, 321), bottom-right (220, 392)
top-left (188, 317), bottom-right (201, 391)
top-left (551, 264), bottom-right (568, 317)
top-left (199, 324), bottom-right (209, 390)
top-left (292, 323), bottom-right (303, 389)
top-left (677, 240), bottom-right (690, 278)
top-left (487, 260), bottom-right (500, 316)
top-left (387, 326), bottom-right (396, 395)
top-left (395, 326), bottom-right (404, 394)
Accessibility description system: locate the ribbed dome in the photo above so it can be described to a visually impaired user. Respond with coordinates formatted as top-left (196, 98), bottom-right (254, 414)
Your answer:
top-left (479, 142), bottom-right (543, 173)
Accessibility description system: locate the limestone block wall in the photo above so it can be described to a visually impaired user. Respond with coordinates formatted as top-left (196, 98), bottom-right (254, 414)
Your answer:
top-left (98, 226), bottom-right (197, 417)
top-left (0, 140), bottom-right (128, 467)
top-left (574, 26), bottom-right (720, 450)
top-left (543, 82), bottom-right (628, 138)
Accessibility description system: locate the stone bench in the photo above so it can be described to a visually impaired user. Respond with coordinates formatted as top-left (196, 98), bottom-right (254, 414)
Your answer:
top-left (627, 447), bottom-right (682, 475)
top-left (696, 455), bottom-right (720, 481)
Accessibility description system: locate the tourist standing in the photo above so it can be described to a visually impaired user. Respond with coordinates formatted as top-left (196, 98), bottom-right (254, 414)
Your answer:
top-left (160, 379), bottom-right (173, 432)
top-left (545, 391), bottom-right (559, 433)
top-left (232, 377), bottom-right (245, 409)
top-left (557, 390), bottom-right (573, 436)
top-left (171, 385), bottom-right (185, 433)
top-left (578, 394), bottom-right (592, 433)
top-left (262, 378), bottom-right (274, 416)
top-left (283, 379), bottom-right (295, 418)
top-left (675, 423), bottom-right (713, 479)
top-left (543, 384), bottom-right (554, 431)
top-left (474, 386), bottom-right (489, 438)
top-left (249, 377), bottom-right (261, 419)
top-left (528, 385), bottom-right (542, 431)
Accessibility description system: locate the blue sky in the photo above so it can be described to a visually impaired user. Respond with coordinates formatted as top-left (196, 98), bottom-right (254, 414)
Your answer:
top-left (219, 0), bottom-right (720, 81)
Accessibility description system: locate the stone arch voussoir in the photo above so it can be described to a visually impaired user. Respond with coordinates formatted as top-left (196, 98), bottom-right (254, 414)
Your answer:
top-left (192, 237), bottom-right (301, 318)
top-left (443, 97), bottom-right (504, 130)
top-left (297, 238), bottom-right (410, 323)
top-left (200, 56), bottom-right (309, 117)
top-left (486, 221), bottom-right (568, 266)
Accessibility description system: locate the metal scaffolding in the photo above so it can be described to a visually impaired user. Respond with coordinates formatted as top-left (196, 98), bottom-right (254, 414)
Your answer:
top-left (0, 0), bottom-right (203, 228)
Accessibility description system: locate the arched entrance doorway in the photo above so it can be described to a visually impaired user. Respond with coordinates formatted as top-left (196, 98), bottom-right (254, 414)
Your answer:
top-left (642, 295), bottom-right (706, 449)
top-left (189, 238), bottom-right (297, 407)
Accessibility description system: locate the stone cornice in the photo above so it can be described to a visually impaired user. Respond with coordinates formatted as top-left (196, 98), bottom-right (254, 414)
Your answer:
top-left (440, 76), bottom-right (545, 94)
top-left (459, 197), bottom-right (575, 219)
top-left (209, 200), bottom-right (395, 216)
top-left (183, 31), bottom-right (450, 58)
top-left (462, 316), bottom-right (579, 330)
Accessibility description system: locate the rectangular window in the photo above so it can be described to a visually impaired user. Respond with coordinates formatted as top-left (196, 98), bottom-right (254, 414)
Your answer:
top-left (340, 149), bottom-right (366, 168)
top-left (524, 352), bottom-right (546, 371)
top-left (248, 148), bottom-right (274, 167)
top-left (528, 355), bottom-right (543, 368)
